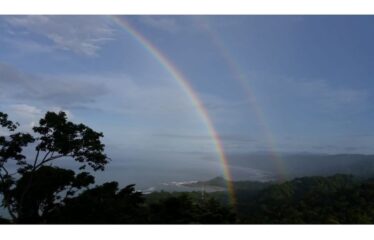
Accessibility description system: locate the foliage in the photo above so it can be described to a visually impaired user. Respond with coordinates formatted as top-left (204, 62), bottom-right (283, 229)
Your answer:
top-left (47, 182), bottom-right (146, 224)
top-left (0, 111), bottom-right (109, 223)
top-left (46, 185), bottom-right (236, 224)
top-left (146, 193), bottom-right (236, 224)
top-left (186, 174), bottom-right (374, 224)
top-left (0, 215), bottom-right (10, 224)
top-left (233, 174), bottom-right (374, 224)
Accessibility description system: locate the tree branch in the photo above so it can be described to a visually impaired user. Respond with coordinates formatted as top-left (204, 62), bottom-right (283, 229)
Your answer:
top-left (0, 170), bottom-right (17, 222)
top-left (18, 150), bottom-right (53, 219)
top-left (33, 149), bottom-right (40, 170)
top-left (34, 154), bottom-right (72, 169)
top-left (0, 165), bottom-right (9, 176)
top-left (41, 151), bottom-right (52, 164)
top-left (6, 203), bottom-right (17, 222)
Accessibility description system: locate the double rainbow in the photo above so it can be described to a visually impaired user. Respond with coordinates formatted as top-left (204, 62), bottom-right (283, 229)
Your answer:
top-left (110, 16), bottom-right (237, 206)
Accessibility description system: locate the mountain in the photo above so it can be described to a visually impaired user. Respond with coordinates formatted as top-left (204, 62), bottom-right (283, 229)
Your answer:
top-left (233, 174), bottom-right (374, 223)
top-left (227, 152), bottom-right (374, 180)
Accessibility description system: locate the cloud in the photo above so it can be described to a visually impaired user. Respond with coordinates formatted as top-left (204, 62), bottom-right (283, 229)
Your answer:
top-left (1, 37), bottom-right (54, 55)
top-left (0, 62), bottom-right (256, 154)
top-left (152, 133), bottom-right (257, 153)
top-left (295, 79), bottom-right (368, 109)
top-left (102, 75), bottom-right (197, 118)
top-left (310, 144), bottom-right (368, 154)
top-left (136, 16), bottom-right (248, 34)
top-left (0, 63), bottom-right (109, 106)
top-left (153, 133), bottom-right (255, 143)
top-left (0, 63), bottom-right (25, 85)
top-left (249, 71), bottom-right (370, 117)
top-left (48, 106), bottom-right (73, 119)
top-left (5, 104), bottom-right (43, 131)
top-left (4, 16), bottom-right (115, 56)
top-left (0, 62), bottom-right (236, 129)
top-left (8, 104), bottom-right (42, 119)
top-left (2, 104), bottom-right (74, 133)
top-left (138, 16), bottom-right (180, 33)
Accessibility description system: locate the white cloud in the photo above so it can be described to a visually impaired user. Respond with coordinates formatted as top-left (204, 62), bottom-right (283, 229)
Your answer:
top-left (9, 104), bottom-right (42, 117)
top-left (4, 104), bottom-right (75, 132)
top-left (5, 16), bottom-right (115, 56)
top-left (49, 106), bottom-right (73, 119)
top-left (7, 104), bottom-right (43, 131)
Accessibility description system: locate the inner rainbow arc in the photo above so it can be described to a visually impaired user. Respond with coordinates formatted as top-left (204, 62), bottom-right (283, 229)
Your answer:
top-left (110, 16), bottom-right (236, 206)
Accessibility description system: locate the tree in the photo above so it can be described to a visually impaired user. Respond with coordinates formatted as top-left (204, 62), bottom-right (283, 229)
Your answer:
top-left (146, 193), bottom-right (236, 224)
top-left (48, 182), bottom-right (146, 224)
top-left (0, 111), bottom-right (109, 223)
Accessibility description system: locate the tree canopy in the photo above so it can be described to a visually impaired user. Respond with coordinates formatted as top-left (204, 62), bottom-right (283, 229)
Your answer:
top-left (0, 111), bottom-right (109, 223)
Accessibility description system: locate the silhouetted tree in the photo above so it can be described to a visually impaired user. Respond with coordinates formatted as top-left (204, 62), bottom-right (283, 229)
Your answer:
top-left (11, 166), bottom-right (95, 223)
top-left (0, 111), bottom-right (109, 223)
top-left (48, 182), bottom-right (146, 223)
top-left (1, 110), bottom-right (238, 224)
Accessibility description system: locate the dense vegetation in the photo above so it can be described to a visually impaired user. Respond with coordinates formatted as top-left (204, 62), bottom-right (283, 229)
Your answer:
top-left (1, 111), bottom-right (373, 224)
top-left (146, 174), bottom-right (374, 224)
top-left (231, 174), bottom-right (374, 223)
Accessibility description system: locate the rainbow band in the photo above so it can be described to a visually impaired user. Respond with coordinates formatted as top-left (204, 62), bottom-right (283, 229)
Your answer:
top-left (110, 16), bottom-right (237, 205)
top-left (200, 21), bottom-right (287, 181)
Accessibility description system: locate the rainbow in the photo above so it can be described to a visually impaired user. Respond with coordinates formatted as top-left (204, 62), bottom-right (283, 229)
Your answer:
top-left (109, 16), bottom-right (237, 205)
top-left (198, 20), bottom-right (287, 181)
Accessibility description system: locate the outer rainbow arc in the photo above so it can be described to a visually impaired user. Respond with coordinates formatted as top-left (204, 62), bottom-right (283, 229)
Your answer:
top-left (110, 16), bottom-right (237, 206)
top-left (200, 22), bottom-right (287, 181)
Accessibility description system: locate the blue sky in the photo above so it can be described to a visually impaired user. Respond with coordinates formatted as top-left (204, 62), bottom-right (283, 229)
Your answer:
top-left (1, 15), bottom-right (374, 166)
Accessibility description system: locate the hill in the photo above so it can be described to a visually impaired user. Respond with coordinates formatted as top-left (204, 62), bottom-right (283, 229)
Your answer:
top-left (227, 152), bottom-right (374, 180)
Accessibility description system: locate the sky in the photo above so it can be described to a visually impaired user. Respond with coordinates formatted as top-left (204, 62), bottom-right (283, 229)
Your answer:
top-left (1, 15), bottom-right (374, 172)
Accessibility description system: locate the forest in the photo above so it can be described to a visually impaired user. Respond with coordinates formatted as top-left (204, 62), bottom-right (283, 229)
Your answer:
top-left (1, 111), bottom-right (374, 224)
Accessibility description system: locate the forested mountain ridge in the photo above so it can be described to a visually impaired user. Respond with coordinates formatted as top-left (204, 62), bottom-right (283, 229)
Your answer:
top-left (209, 174), bottom-right (374, 223)
top-left (139, 174), bottom-right (374, 224)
